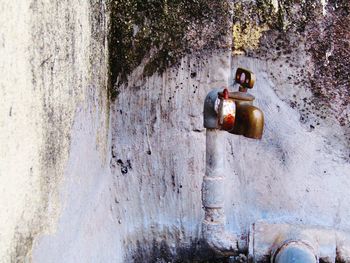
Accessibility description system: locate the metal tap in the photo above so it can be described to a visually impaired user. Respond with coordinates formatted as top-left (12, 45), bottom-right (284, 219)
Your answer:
top-left (203, 68), bottom-right (264, 139)
top-left (201, 67), bottom-right (264, 256)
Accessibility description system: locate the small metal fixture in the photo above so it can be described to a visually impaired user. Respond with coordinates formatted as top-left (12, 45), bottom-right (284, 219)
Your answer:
top-left (203, 67), bottom-right (264, 139)
top-left (217, 88), bottom-right (236, 131)
top-left (271, 240), bottom-right (317, 263)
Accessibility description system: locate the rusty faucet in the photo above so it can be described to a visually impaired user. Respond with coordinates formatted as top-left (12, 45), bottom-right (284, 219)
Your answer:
top-left (201, 68), bottom-right (264, 256)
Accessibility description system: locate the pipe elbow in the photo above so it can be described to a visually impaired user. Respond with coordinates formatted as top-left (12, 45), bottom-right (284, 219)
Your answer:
top-left (202, 222), bottom-right (239, 256)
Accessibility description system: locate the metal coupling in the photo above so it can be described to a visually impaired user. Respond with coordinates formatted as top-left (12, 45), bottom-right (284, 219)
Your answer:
top-left (271, 240), bottom-right (317, 263)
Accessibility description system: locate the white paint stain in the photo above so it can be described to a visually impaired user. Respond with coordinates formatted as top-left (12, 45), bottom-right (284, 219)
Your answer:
top-left (272, 0), bottom-right (279, 11)
top-left (324, 43), bottom-right (334, 66)
top-left (321, 0), bottom-right (328, 15)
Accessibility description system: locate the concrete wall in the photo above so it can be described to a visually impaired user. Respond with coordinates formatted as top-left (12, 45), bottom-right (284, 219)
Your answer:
top-left (0, 0), bottom-right (111, 262)
top-left (1, 0), bottom-right (349, 262)
top-left (110, 0), bottom-right (350, 262)
top-left (110, 50), bottom-right (349, 262)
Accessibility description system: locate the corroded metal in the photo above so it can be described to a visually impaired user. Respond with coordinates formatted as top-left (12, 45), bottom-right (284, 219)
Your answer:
top-left (202, 129), bottom-right (245, 255)
top-left (214, 68), bottom-right (264, 139)
top-left (235, 67), bottom-right (256, 90)
top-left (203, 68), bottom-right (264, 139)
top-left (203, 88), bottom-right (222, 129)
top-left (226, 91), bottom-right (264, 139)
top-left (217, 89), bottom-right (236, 131)
top-left (201, 68), bottom-right (263, 256)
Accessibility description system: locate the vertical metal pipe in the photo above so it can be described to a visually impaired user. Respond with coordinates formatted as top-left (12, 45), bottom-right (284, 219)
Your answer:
top-left (202, 129), bottom-right (239, 255)
top-left (203, 129), bottom-right (225, 209)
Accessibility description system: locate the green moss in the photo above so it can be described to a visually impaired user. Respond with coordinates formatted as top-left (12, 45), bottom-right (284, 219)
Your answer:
top-left (108, 0), bottom-right (231, 100)
top-left (231, 0), bottom-right (322, 53)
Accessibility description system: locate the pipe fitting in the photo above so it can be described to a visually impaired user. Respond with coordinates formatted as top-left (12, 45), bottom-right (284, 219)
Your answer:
top-left (203, 89), bottom-right (221, 129)
top-left (202, 220), bottom-right (239, 256)
top-left (271, 240), bottom-right (317, 263)
top-left (249, 222), bottom-right (350, 262)
top-left (203, 68), bottom-right (264, 139)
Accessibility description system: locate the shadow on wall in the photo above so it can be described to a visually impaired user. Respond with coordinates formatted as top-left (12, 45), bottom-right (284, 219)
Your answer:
top-left (127, 238), bottom-right (234, 263)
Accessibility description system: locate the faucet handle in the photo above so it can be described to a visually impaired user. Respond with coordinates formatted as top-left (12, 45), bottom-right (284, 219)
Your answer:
top-left (235, 68), bottom-right (256, 91)
top-left (217, 88), bottom-right (236, 131)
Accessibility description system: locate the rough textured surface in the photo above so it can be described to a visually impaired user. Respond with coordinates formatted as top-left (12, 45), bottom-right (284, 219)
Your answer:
top-left (232, 0), bottom-right (350, 152)
top-left (108, 0), bottom-right (232, 98)
top-left (250, 222), bottom-right (344, 262)
top-left (111, 51), bottom-right (233, 262)
top-left (0, 0), bottom-right (109, 262)
top-left (1, 0), bottom-right (350, 262)
top-left (110, 0), bottom-right (349, 262)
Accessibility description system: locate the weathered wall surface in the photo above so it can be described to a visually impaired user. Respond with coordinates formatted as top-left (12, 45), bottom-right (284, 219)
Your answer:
top-left (110, 0), bottom-right (350, 262)
top-left (1, 0), bottom-right (349, 262)
top-left (111, 51), bottom-right (233, 262)
top-left (0, 0), bottom-right (110, 262)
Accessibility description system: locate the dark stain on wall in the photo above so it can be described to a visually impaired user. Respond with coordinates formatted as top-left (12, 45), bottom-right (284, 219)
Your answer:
top-left (108, 0), bottom-right (231, 99)
top-left (128, 238), bottom-right (234, 263)
top-left (109, 0), bottom-right (349, 135)
top-left (11, 231), bottom-right (34, 262)
top-left (9, 0), bottom-right (108, 261)
top-left (232, 0), bottom-right (349, 154)
top-left (306, 0), bottom-right (350, 127)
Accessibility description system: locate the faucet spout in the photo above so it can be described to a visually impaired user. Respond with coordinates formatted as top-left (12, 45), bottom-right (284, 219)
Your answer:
top-left (230, 103), bottom-right (264, 139)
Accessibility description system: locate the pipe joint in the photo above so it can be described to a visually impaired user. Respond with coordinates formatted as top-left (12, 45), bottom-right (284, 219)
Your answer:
top-left (271, 240), bottom-right (317, 263)
top-left (202, 221), bottom-right (239, 256)
top-left (202, 177), bottom-right (225, 208)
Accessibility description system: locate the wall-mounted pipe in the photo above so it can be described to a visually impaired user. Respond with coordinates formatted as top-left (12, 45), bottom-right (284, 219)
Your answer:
top-left (271, 241), bottom-right (317, 263)
top-left (202, 128), bottom-right (240, 256)
top-left (250, 222), bottom-right (350, 262)
top-left (202, 68), bottom-right (350, 261)
top-left (202, 68), bottom-right (263, 255)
